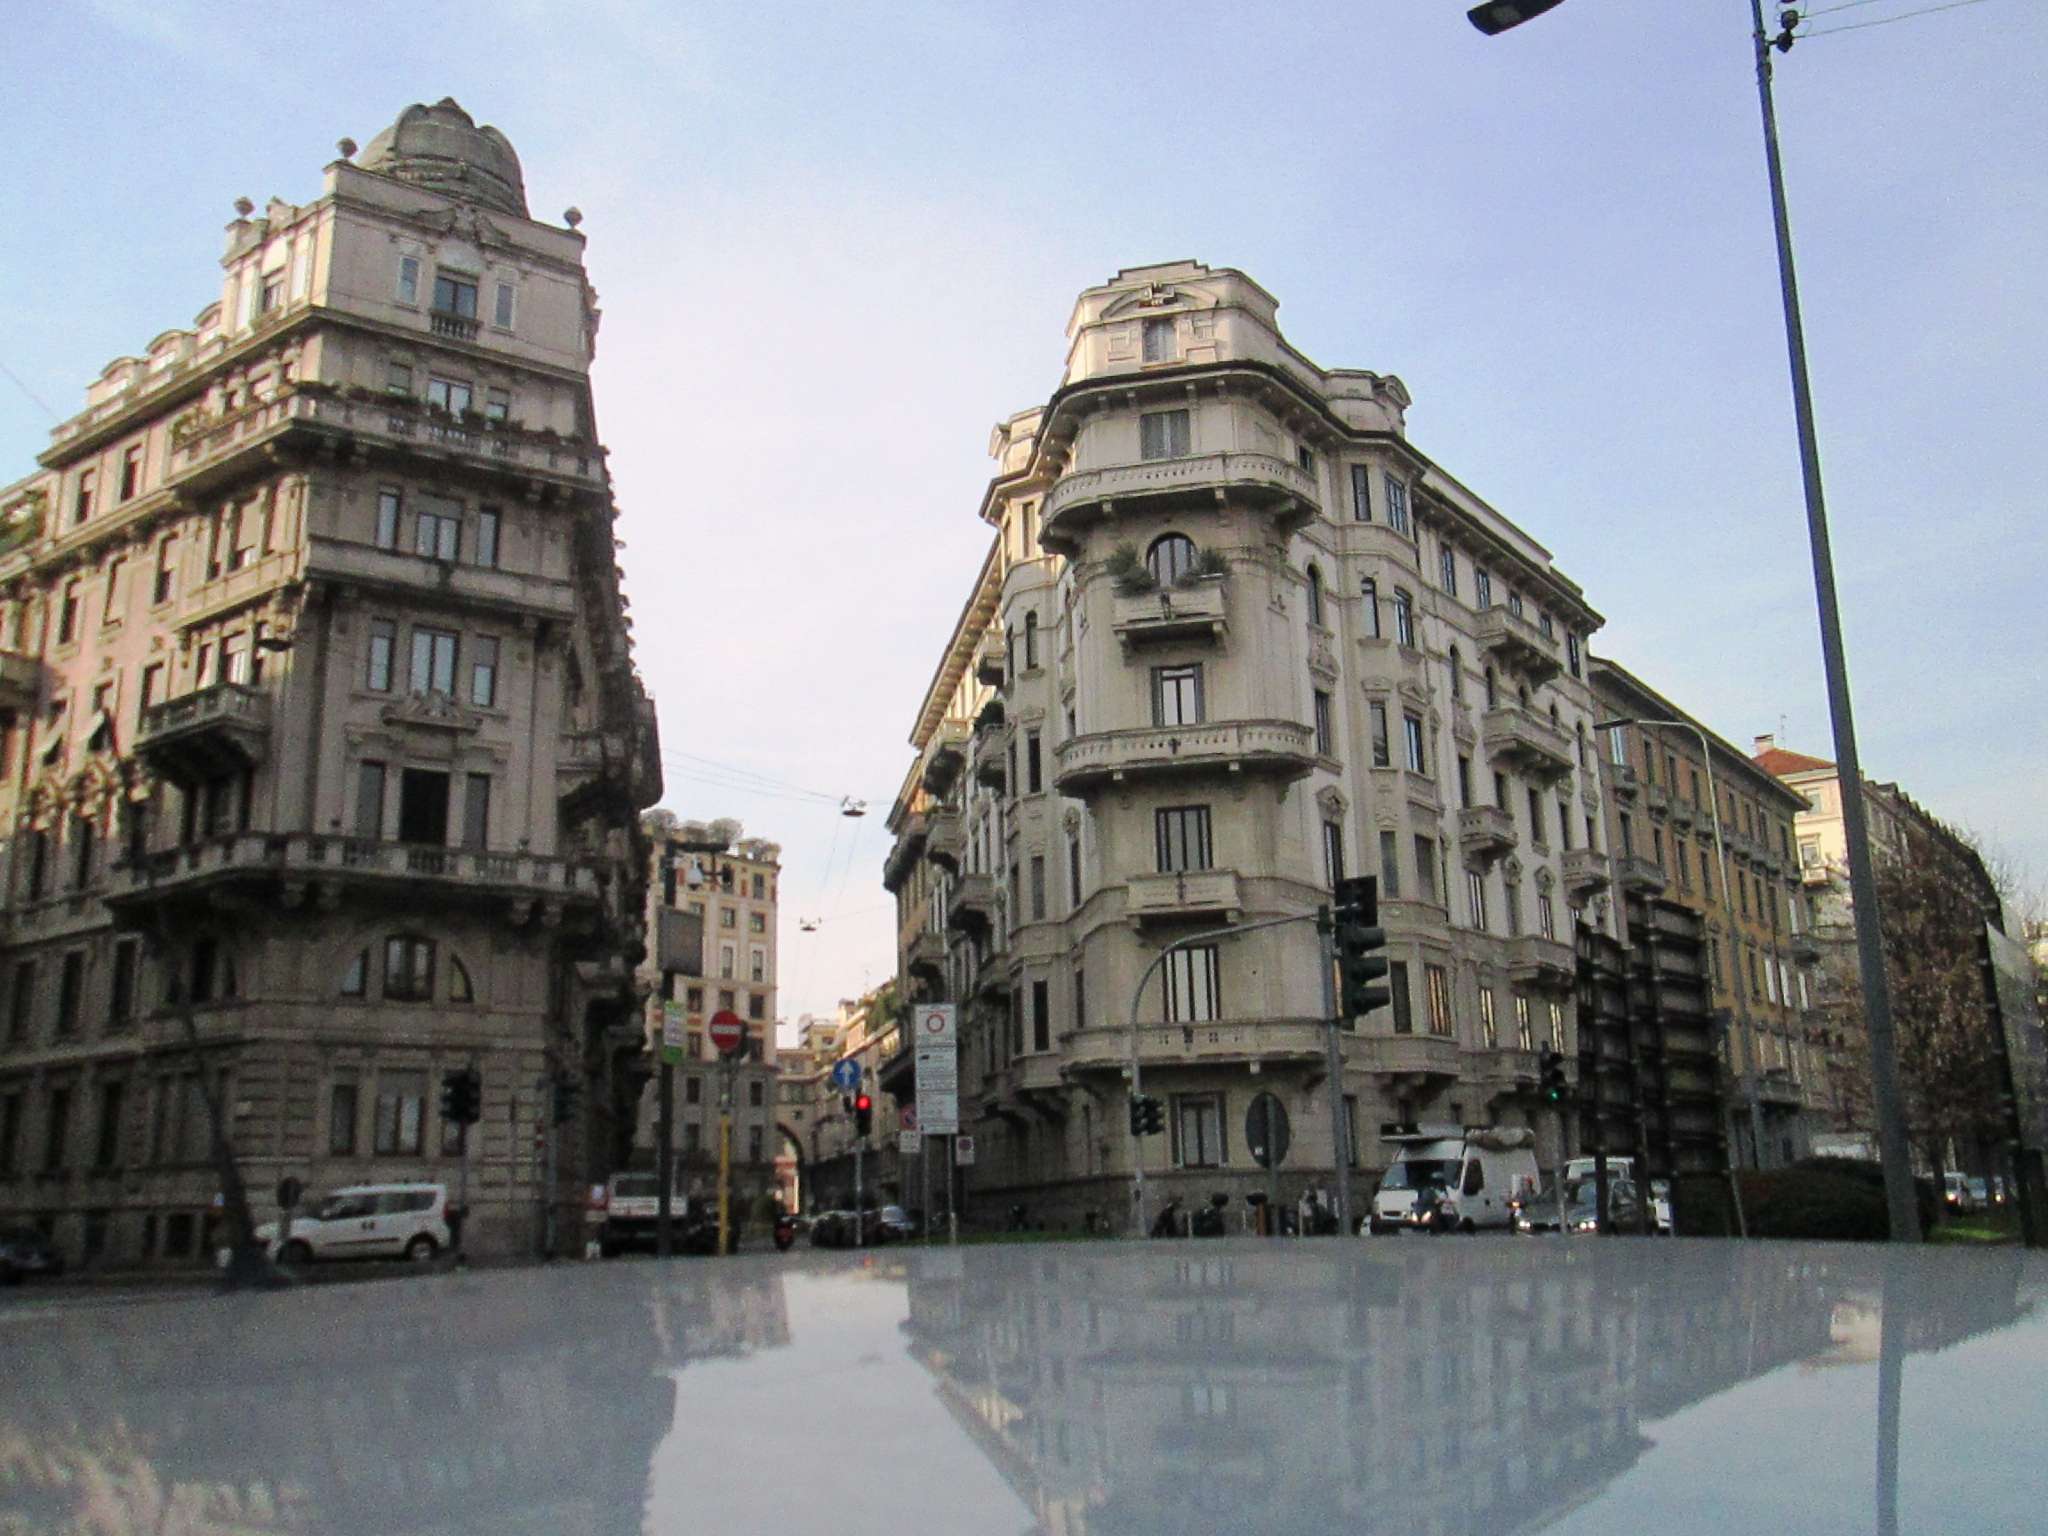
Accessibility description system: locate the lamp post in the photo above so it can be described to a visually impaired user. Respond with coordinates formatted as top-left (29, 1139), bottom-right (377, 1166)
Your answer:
top-left (1471, 0), bottom-right (1920, 1241)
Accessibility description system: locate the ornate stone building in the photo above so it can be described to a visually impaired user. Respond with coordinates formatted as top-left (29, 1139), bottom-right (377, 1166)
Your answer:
top-left (883, 262), bottom-right (1618, 1227)
top-left (0, 99), bottom-right (659, 1264)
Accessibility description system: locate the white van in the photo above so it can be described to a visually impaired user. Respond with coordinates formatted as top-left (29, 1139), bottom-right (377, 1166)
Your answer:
top-left (252, 1183), bottom-right (452, 1265)
top-left (1565, 1155), bottom-right (1634, 1186)
top-left (1369, 1126), bottom-right (1541, 1233)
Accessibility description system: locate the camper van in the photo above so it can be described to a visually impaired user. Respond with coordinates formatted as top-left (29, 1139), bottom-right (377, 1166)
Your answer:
top-left (1369, 1125), bottom-right (1541, 1234)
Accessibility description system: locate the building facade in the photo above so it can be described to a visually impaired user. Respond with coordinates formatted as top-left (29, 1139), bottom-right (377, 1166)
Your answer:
top-left (1587, 663), bottom-right (1826, 1167)
top-left (0, 99), bottom-right (659, 1265)
top-left (636, 819), bottom-right (781, 1207)
top-left (798, 987), bottom-right (915, 1212)
top-left (883, 262), bottom-right (1621, 1227)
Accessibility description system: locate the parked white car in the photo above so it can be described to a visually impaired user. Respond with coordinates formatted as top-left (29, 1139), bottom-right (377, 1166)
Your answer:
top-left (245, 1183), bottom-right (452, 1266)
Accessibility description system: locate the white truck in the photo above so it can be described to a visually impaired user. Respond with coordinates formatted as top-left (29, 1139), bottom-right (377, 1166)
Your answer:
top-left (1369, 1125), bottom-right (1541, 1234)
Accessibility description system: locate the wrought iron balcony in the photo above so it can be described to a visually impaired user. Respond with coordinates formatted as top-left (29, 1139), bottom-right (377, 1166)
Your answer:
top-left (1111, 580), bottom-right (1228, 651)
top-left (134, 683), bottom-right (271, 783)
top-left (1471, 605), bottom-right (1561, 684)
top-left (1124, 869), bottom-right (1243, 926)
top-left (1053, 719), bottom-right (1315, 798)
top-left (1481, 705), bottom-right (1573, 782)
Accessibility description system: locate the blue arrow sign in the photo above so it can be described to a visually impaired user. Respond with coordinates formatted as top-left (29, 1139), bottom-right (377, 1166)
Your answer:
top-left (830, 1058), bottom-right (862, 1091)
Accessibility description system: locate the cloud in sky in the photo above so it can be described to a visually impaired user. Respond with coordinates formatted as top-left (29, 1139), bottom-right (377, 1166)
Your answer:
top-left (4, 1), bottom-right (2043, 1026)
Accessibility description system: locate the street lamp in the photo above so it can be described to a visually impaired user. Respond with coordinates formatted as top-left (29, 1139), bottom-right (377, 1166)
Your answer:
top-left (1473, 0), bottom-right (1920, 1242)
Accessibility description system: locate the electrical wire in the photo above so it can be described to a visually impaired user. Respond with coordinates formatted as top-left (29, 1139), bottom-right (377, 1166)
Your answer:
top-left (1801, 0), bottom-right (1993, 35)
top-left (0, 358), bottom-right (58, 421)
top-left (1793, 0), bottom-right (1905, 16)
top-left (665, 750), bottom-right (849, 804)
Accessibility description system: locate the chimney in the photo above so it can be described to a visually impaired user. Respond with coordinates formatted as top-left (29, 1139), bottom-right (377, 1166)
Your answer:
top-left (1753, 733), bottom-right (1776, 755)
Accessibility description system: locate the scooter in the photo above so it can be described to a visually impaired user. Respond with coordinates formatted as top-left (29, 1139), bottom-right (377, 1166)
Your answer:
top-left (1150, 1198), bottom-right (1186, 1239)
top-left (772, 1213), bottom-right (797, 1252)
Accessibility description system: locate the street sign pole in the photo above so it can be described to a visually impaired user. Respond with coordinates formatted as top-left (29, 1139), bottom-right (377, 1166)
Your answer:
top-left (1319, 909), bottom-right (1353, 1235)
top-left (854, 1136), bottom-right (864, 1249)
top-left (657, 1057), bottom-right (675, 1258)
top-left (717, 1054), bottom-right (733, 1257)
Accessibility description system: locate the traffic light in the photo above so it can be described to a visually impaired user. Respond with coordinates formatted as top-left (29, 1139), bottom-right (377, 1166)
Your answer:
top-left (853, 1093), bottom-right (873, 1137)
top-left (552, 1072), bottom-right (579, 1126)
top-left (1539, 1046), bottom-right (1567, 1104)
top-left (440, 1067), bottom-right (481, 1127)
top-left (1332, 875), bottom-right (1390, 1019)
top-left (1128, 1094), bottom-right (1164, 1137)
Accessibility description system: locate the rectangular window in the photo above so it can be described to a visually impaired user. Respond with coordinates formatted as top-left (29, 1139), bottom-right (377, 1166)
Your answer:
top-left (383, 937), bottom-right (435, 1002)
top-left (475, 508), bottom-right (501, 568)
top-left (152, 537), bottom-right (176, 605)
top-left (42, 1086), bottom-right (72, 1173)
top-left (750, 946), bottom-right (767, 983)
top-left (0, 1094), bottom-right (20, 1179)
top-left (93, 1081), bottom-right (124, 1170)
top-left (409, 627), bottom-right (458, 694)
top-left (1457, 756), bottom-right (1473, 808)
top-left (1026, 731), bottom-right (1042, 793)
top-left (1566, 632), bottom-right (1583, 678)
top-left (1528, 787), bottom-right (1545, 846)
top-left (1156, 809), bottom-right (1215, 874)
top-left (1425, 965), bottom-right (1454, 1037)
top-left (1174, 1094), bottom-right (1225, 1168)
top-left (58, 582), bottom-right (80, 644)
top-left (1350, 463), bottom-right (1373, 521)
top-left (720, 944), bottom-right (735, 980)
top-left (1403, 714), bottom-right (1427, 775)
top-left (120, 445), bottom-right (143, 501)
top-left (1384, 475), bottom-right (1410, 535)
top-left (1032, 979), bottom-right (1050, 1052)
top-left (1138, 409), bottom-right (1191, 461)
top-left (376, 487), bottom-right (402, 549)
top-left (398, 255), bottom-right (421, 304)
top-left (1438, 544), bottom-right (1458, 596)
top-left (367, 619), bottom-right (396, 692)
top-left (1162, 945), bottom-right (1221, 1023)
top-left (354, 760), bottom-right (387, 840)
top-left (1474, 567), bottom-right (1492, 609)
top-left (1068, 836), bottom-right (1082, 905)
top-left (1393, 589), bottom-right (1415, 648)
top-left (1360, 577), bottom-right (1381, 638)
top-left (1029, 856), bottom-right (1047, 921)
top-left (432, 273), bottom-right (478, 319)
top-left (1323, 821), bottom-right (1345, 887)
top-left (1073, 965), bottom-right (1087, 1034)
top-left (1515, 995), bottom-right (1534, 1051)
top-left (1152, 664), bottom-right (1203, 726)
top-left (1307, 689), bottom-right (1333, 757)
top-left (1478, 988), bottom-right (1498, 1048)
top-left (1537, 893), bottom-right (1555, 940)
top-left (1370, 702), bottom-right (1391, 768)
top-left (56, 953), bottom-right (84, 1036)
top-left (1388, 961), bottom-right (1413, 1034)
top-left (1141, 316), bottom-right (1175, 362)
top-left (414, 504), bottom-right (461, 561)
top-left (484, 388), bottom-right (511, 424)
top-left (109, 940), bottom-right (139, 1027)
top-left (470, 636), bottom-right (498, 707)
top-left (1548, 1000), bottom-right (1563, 1050)
top-left (493, 282), bottom-right (516, 329)
top-left (374, 1074), bottom-right (426, 1155)
top-left (1467, 870), bottom-right (1488, 931)
top-left (1416, 835), bottom-right (1438, 904)
top-left (1379, 830), bottom-right (1401, 900)
top-left (386, 360), bottom-right (414, 395)
top-left (74, 468), bottom-right (95, 525)
top-left (463, 774), bottom-right (491, 850)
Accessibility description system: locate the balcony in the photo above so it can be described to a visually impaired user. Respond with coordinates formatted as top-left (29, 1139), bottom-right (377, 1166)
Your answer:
top-left (1064, 1019), bottom-right (1328, 1075)
top-left (1457, 806), bottom-right (1516, 866)
top-left (429, 308), bottom-right (481, 341)
top-left (1614, 855), bottom-right (1667, 895)
top-left (1111, 581), bottom-right (1229, 651)
top-left (1788, 931), bottom-right (1822, 965)
top-left (103, 832), bottom-right (603, 923)
top-left (1561, 848), bottom-right (1611, 901)
top-left (1507, 934), bottom-right (1577, 993)
top-left (135, 683), bottom-right (271, 783)
top-left (1471, 606), bottom-right (1561, 684)
top-left (922, 721), bottom-right (970, 797)
top-left (1053, 719), bottom-right (1315, 798)
top-left (974, 630), bottom-right (1006, 688)
top-left (946, 873), bottom-right (998, 934)
top-left (972, 738), bottom-right (1007, 792)
top-left (1643, 782), bottom-right (1670, 818)
top-left (1355, 1033), bottom-right (1461, 1084)
top-left (0, 650), bottom-right (38, 714)
top-left (1125, 869), bottom-right (1243, 926)
top-left (926, 803), bottom-right (964, 874)
top-left (1469, 1046), bottom-right (1539, 1104)
top-left (905, 928), bottom-right (947, 983)
top-left (1040, 452), bottom-right (1318, 554)
top-left (1481, 705), bottom-right (1572, 782)
top-left (1604, 761), bottom-right (1639, 799)
top-left (883, 814), bottom-right (928, 893)
top-left (306, 537), bottom-right (576, 625)
top-left (1668, 798), bottom-right (1696, 830)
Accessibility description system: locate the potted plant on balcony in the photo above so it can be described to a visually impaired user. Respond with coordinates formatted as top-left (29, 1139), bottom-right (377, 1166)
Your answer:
top-left (1106, 542), bottom-right (1156, 596)
top-left (1181, 547), bottom-right (1228, 586)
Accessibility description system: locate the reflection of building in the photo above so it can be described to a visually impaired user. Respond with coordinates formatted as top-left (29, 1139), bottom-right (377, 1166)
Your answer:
top-left (902, 1243), bottom-right (2027, 1536)
top-left (0, 98), bottom-right (658, 1267)
top-left (1592, 665), bottom-right (1825, 1166)
top-left (0, 1264), bottom-right (792, 1533)
top-left (884, 261), bottom-right (1621, 1226)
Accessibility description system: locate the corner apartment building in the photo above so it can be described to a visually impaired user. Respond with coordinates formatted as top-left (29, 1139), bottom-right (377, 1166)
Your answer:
top-left (0, 99), bottom-right (659, 1265)
top-left (883, 262), bottom-right (1619, 1226)
top-left (637, 822), bottom-right (782, 1202)
top-left (1589, 662), bottom-right (1825, 1167)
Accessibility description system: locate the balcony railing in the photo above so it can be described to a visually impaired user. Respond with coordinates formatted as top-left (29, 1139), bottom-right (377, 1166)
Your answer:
top-left (1457, 806), bottom-right (1516, 864)
top-left (1064, 1018), bottom-right (1328, 1074)
top-left (1355, 1034), bottom-right (1461, 1080)
top-left (135, 683), bottom-right (272, 781)
top-left (1481, 705), bottom-right (1573, 782)
top-left (1042, 452), bottom-right (1318, 551)
top-left (926, 803), bottom-right (964, 873)
top-left (1053, 719), bottom-right (1315, 797)
top-left (974, 630), bottom-right (1006, 688)
top-left (1614, 854), bottom-right (1668, 894)
top-left (905, 928), bottom-right (947, 980)
top-left (1605, 761), bottom-right (1639, 799)
top-left (1507, 934), bottom-right (1577, 993)
top-left (1561, 848), bottom-right (1612, 899)
top-left (945, 873), bottom-right (997, 933)
top-left (430, 309), bottom-right (481, 341)
top-left (883, 814), bottom-right (929, 893)
top-left (1471, 605), bottom-right (1561, 684)
top-left (1125, 869), bottom-right (1243, 925)
top-left (1111, 580), bottom-right (1228, 650)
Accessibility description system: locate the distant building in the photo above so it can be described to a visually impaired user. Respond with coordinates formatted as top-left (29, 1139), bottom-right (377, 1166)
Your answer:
top-left (0, 99), bottom-right (658, 1266)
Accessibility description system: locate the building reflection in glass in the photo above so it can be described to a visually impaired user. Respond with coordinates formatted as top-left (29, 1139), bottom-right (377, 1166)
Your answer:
top-left (0, 1264), bottom-right (791, 1534)
top-left (902, 1243), bottom-right (2031, 1536)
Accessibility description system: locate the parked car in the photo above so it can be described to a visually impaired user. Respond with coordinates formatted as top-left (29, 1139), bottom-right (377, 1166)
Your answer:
top-left (1561, 1177), bottom-right (1643, 1235)
top-left (1649, 1179), bottom-right (1674, 1235)
top-left (589, 1171), bottom-right (724, 1256)
top-left (877, 1206), bottom-right (920, 1242)
top-left (1944, 1173), bottom-right (1980, 1215)
top-left (1967, 1177), bottom-right (1990, 1212)
top-left (247, 1184), bottom-right (451, 1266)
top-left (0, 1226), bottom-right (64, 1284)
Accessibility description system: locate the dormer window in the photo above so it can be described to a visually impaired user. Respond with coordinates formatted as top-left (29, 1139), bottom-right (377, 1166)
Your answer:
top-left (1141, 316), bottom-right (1176, 363)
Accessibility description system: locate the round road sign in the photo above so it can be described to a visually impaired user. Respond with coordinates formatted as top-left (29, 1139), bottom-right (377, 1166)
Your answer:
top-left (708, 1010), bottom-right (746, 1055)
top-left (1245, 1092), bottom-right (1291, 1169)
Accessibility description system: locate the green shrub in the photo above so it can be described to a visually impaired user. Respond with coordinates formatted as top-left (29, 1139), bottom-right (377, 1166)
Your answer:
top-left (1673, 1164), bottom-right (1922, 1242)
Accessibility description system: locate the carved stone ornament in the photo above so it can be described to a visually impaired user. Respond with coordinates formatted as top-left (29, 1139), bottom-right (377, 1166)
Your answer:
top-left (1315, 785), bottom-right (1348, 820)
top-left (380, 691), bottom-right (483, 736)
top-left (1503, 856), bottom-right (1524, 884)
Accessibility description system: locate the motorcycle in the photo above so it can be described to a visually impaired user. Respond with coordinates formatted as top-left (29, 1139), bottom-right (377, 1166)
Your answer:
top-left (772, 1213), bottom-right (797, 1252)
top-left (1150, 1198), bottom-right (1186, 1239)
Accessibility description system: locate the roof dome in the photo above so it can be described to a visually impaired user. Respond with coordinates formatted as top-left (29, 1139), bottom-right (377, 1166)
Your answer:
top-left (357, 98), bottom-right (528, 218)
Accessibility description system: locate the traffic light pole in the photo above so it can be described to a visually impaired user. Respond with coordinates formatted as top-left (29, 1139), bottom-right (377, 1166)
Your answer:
top-left (1317, 912), bottom-right (1355, 1235)
top-left (656, 1058), bottom-right (676, 1258)
top-left (717, 1052), bottom-right (734, 1257)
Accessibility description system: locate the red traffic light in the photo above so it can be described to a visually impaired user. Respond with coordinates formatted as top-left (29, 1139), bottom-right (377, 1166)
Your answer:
top-left (854, 1094), bottom-right (872, 1112)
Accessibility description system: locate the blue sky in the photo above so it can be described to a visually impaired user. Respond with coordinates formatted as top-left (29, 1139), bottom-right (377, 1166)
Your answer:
top-left (4, 1), bottom-right (2041, 1023)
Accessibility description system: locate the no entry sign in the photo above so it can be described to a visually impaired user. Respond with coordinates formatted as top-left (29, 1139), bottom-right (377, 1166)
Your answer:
top-left (708, 1010), bottom-right (746, 1056)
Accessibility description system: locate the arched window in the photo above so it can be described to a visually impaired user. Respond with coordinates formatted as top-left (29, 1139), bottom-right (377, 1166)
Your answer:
top-left (1146, 534), bottom-right (1197, 587)
top-left (1447, 646), bottom-right (1463, 702)
top-left (1306, 565), bottom-right (1324, 627)
top-left (450, 956), bottom-right (474, 1003)
top-left (341, 950), bottom-right (367, 998)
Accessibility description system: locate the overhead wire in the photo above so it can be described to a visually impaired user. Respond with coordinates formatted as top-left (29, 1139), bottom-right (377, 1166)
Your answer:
top-left (1800, 0), bottom-right (1993, 34)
